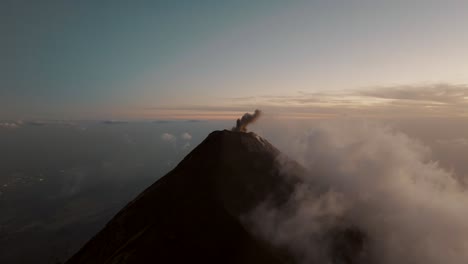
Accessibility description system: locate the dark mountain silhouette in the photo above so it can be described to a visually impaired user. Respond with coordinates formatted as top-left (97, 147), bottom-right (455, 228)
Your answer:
top-left (66, 130), bottom-right (365, 264)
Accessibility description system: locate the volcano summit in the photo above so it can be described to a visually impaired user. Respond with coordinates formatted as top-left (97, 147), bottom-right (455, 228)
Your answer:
top-left (66, 128), bottom-right (365, 264)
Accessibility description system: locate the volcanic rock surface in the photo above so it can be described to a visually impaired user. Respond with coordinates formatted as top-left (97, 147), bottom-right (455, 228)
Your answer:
top-left (66, 130), bottom-right (365, 264)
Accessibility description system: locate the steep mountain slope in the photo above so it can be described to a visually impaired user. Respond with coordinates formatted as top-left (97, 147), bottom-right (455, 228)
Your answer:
top-left (66, 130), bottom-right (304, 264)
top-left (66, 130), bottom-right (367, 264)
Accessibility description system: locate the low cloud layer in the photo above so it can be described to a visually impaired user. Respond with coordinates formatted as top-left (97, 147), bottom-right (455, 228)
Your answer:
top-left (0, 122), bottom-right (20, 129)
top-left (101, 120), bottom-right (128, 125)
top-left (250, 121), bottom-right (468, 264)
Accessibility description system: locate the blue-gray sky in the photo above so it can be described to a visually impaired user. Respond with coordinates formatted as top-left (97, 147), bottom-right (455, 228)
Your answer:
top-left (2, 0), bottom-right (468, 120)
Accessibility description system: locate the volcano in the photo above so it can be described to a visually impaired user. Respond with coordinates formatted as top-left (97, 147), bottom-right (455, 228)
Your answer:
top-left (66, 130), bottom-right (365, 264)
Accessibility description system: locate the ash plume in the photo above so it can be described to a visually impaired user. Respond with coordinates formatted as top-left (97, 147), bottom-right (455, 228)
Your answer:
top-left (232, 109), bottom-right (262, 132)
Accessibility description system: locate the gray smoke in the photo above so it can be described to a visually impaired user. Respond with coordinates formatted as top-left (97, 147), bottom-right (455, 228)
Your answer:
top-left (249, 121), bottom-right (468, 264)
top-left (232, 109), bottom-right (262, 132)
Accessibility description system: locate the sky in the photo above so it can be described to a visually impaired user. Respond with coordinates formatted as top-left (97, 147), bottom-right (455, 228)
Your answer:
top-left (2, 2), bottom-right (468, 262)
top-left (2, 0), bottom-right (468, 120)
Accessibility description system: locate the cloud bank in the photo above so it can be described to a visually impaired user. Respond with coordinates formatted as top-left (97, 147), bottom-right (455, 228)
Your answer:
top-left (250, 121), bottom-right (468, 264)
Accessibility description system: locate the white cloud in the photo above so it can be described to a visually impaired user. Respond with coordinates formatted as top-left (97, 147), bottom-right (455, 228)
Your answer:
top-left (250, 121), bottom-right (468, 264)
top-left (181, 132), bottom-right (192, 140)
top-left (0, 122), bottom-right (20, 129)
top-left (161, 133), bottom-right (176, 142)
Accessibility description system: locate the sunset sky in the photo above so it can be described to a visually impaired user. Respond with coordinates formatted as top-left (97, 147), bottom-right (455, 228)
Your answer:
top-left (3, 0), bottom-right (468, 120)
top-left (3, 2), bottom-right (468, 263)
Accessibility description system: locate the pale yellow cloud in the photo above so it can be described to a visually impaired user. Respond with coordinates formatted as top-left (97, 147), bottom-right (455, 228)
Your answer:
top-left (129, 84), bottom-right (468, 120)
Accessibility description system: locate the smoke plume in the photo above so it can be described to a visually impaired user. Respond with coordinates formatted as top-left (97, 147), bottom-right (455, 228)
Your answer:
top-left (232, 109), bottom-right (262, 132)
top-left (249, 121), bottom-right (468, 264)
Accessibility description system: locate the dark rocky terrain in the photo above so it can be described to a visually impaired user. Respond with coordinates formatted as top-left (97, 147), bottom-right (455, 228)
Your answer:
top-left (66, 130), bottom-right (364, 264)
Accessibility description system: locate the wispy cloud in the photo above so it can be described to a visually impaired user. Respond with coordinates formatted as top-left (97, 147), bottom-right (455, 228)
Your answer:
top-left (231, 83), bottom-right (468, 112)
top-left (359, 84), bottom-right (468, 104)
top-left (100, 120), bottom-right (129, 125)
top-left (153, 120), bottom-right (173, 124)
top-left (436, 138), bottom-right (468, 147)
top-left (25, 120), bottom-right (77, 127)
top-left (0, 121), bottom-right (21, 129)
top-left (141, 83), bottom-right (468, 119)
